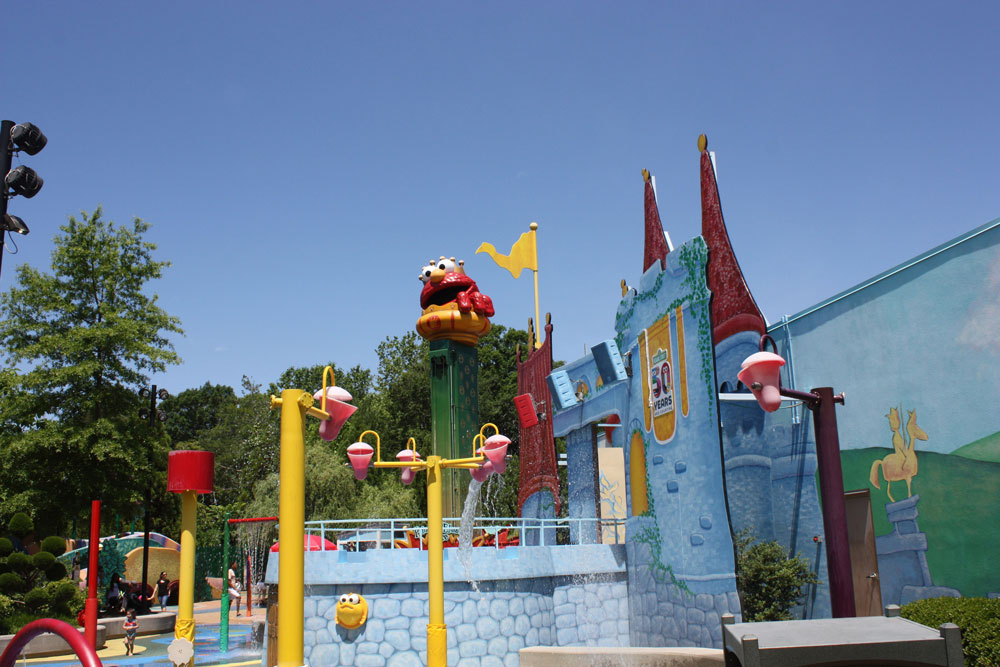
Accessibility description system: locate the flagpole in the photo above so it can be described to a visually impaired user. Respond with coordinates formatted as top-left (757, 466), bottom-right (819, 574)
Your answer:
top-left (530, 222), bottom-right (541, 348)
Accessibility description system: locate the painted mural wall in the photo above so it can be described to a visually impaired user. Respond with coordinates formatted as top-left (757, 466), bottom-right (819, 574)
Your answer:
top-left (764, 218), bottom-right (1000, 606)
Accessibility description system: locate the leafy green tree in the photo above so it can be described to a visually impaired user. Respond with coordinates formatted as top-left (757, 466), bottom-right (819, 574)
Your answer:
top-left (734, 528), bottom-right (820, 621)
top-left (370, 332), bottom-right (431, 451)
top-left (161, 383), bottom-right (237, 447)
top-left (0, 207), bottom-right (182, 535)
top-left (477, 325), bottom-right (529, 453)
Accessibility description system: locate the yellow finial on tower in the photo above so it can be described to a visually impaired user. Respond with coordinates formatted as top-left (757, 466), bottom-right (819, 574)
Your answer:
top-left (698, 134), bottom-right (708, 152)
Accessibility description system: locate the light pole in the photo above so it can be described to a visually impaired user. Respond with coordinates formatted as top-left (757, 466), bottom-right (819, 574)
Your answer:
top-left (738, 334), bottom-right (855, 618)
top-left (1, 119), bottom-right (47, 284)
top-left (350, 423), bottom-right (509, 667)
top-left (137, 385), bottom-right (169, 607)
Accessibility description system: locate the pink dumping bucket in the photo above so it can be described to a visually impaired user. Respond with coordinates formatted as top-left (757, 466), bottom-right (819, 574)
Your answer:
top-left (346, 442), bottom-right (374, 480)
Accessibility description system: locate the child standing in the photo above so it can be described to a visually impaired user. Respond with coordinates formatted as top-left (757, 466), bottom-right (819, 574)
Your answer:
top-left (123, 609), bottom-right (138, 655)
top-left (227, 561), bottom-right (242, 616)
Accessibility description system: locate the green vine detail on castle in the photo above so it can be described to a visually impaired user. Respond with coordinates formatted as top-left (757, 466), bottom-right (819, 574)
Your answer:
top-left (614, 239), bottom-right (714, 420)
top-left (629, 429), bottom-right (693, 596)
top-left (634, 524), bottom-right (692, 595)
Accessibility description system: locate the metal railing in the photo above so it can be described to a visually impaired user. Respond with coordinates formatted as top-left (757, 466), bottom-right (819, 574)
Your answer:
top-left (300, 516), bottom-right (626, 551)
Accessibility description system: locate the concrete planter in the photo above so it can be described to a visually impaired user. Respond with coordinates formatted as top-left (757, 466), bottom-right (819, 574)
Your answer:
top-left (0, 623), bottom-right (106, 659)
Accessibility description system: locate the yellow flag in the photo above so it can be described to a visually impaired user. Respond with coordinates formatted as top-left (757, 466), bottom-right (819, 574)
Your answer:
top-left (476, 229), bottom-right (537, 279)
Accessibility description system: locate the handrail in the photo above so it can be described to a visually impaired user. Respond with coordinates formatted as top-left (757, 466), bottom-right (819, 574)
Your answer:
top-left (302, 515), bottom-right (626, 549)
top-left (0, 618), bottom-right (102, 667)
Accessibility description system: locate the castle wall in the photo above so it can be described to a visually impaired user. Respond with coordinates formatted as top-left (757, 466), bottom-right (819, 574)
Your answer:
top-left (714, 329), bottom-right (831, 618)
top-left (269, 545), bottom-right (629, 666)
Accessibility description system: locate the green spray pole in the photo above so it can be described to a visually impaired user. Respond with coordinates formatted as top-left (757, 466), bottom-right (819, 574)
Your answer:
top-left (429, 339), bottom-right (480, 519)
top-left (220, 512), bottom-right (230, 653)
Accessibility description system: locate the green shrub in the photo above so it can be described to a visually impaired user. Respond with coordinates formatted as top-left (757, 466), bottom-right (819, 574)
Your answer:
top-left (0, 594), bottom-right (15, 635)
top-left (0, 572), bottom-right (24, 595)
top-left (45, 561), bottom-right (68, 581)
top-left (5, 552), bottom-right (30, 574)
top-left (734, 528), bottom-right (820, 622)
top-left (23, 588), bottom-right (49, 614)
top-left (901, 596), bottom-right (1000, 666)
top-left (32, 551), bottom-right (56, 571)
top-left (7, 513), bottom-right (33, 539)
top-left (40, 536), bottom-right (66, 557)
top-left (0, 538), bottom-right (12, 557)
top-left (45, 580), bottom-right (79, 616)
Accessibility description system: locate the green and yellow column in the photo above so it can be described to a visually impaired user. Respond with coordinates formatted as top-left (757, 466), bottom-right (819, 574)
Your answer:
top-left (166, 450), bottom-right (215, 666)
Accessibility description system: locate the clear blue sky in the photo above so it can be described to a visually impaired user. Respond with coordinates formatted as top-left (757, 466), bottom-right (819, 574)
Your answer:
top-left (3, 2), bottom-right (999, 395)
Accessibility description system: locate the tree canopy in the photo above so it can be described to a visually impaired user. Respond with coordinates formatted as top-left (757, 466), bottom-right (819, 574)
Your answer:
top-left (0, 208), bottom-right (182, 534)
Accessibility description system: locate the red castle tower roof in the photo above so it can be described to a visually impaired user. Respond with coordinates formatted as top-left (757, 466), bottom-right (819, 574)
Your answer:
top-left (699, 134), bottom-right (767, 342)
top-left (642, 168), bottom-right (671, 272)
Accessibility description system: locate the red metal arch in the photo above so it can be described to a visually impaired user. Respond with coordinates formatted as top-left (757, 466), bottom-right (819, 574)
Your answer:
top-left (0, 618), bottom-right (102, 667)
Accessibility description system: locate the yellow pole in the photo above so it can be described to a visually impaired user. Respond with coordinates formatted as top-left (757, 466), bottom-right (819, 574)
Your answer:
top-left (277, 389), bottom-right (307, 667)
top-left (530, 222), bottom-right (541, 349)
top-left (175, 489), bottom-right (197, 665)
top-left (426, 456), bottom-right (447, 666)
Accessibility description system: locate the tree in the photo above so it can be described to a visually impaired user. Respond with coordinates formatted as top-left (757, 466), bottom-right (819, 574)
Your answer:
top-left (161, 382), bottom-right (238, 447)
top-left (734, 529), bottom-right (820, 621)
top-left (0, 207), bottom-right (182, 535)
top-left (477, 325), bottom-right (530, 455)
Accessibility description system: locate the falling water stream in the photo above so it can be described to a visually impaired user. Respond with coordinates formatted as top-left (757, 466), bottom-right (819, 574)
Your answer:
top-left (457, 478), bottom-right (484, 592)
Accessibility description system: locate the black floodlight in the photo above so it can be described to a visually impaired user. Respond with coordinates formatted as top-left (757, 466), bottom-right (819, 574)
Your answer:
top-left (10, 123), bottom-right (47, 156)
top-left (139, 387), bottom-right (151, 399)
top-left (157, 388), bottom-right (169, 400)
top-left (5, 165), bottom-right (43, 198)
top-left (138, 407), bottom-right (150, 420)
top-left (157, 410), bottom-right (168, 422)
top-left (2, 214), bottom-right (29, 235)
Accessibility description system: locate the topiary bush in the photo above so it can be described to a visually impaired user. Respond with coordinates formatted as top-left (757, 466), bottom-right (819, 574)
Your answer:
top-left (5, 552), bottom-right (30, 574)
top-left (23, 587), bottom-right (49, 614)
top-left (901, 596), bottom-right (1000, 666)
top-left (0, 572), bottom-right (24, 596)
top-left (40, 536), bottom-right (66, 557)
top-left (0, 538), bottom-right (12, 558)
top-left (32, 551), bottom-right (56, 571)
top-left (7, 513), bottom-right (33, 540)
top-left (45, 580), bottom-right (80, 616)
top-left (45, 561), bottom-right (68, 582)
top-left (734, 528), bottom-right (820, 622)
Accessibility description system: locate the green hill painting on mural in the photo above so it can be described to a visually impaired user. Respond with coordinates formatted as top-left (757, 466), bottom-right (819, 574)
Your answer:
top-left (951, 429), bottom-right (1000, 464)
top-left (840, 447), bottom-right (1000, 598)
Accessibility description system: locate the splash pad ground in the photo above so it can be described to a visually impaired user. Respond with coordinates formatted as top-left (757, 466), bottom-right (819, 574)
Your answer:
top-left (17, 601), bottom-right (263, 667)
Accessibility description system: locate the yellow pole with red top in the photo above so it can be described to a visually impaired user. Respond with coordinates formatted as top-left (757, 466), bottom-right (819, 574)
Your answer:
top-left (166, 450), bottom-right (215, 667)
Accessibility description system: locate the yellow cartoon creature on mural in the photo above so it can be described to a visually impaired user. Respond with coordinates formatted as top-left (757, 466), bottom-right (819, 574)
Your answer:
top-left (870, 407), bottom-right (928, 502)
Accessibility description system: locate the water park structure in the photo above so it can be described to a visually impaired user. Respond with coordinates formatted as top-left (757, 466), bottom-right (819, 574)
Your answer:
top-left (256, 133), bottom-right (998, 666)
top-left (3, 132), bottom-right (996, 667)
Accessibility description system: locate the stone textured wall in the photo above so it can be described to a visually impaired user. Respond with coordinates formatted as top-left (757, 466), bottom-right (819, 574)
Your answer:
top-left (301, 574), bottom-right (628, 666)
top-left (626, 532), bottom-right (739, 649)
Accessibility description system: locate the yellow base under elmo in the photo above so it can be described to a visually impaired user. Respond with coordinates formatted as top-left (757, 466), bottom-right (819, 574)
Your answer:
top-left (416, 302), bottom-right (491, 346)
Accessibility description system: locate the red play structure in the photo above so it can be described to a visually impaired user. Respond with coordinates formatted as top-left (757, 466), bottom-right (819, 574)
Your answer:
top-left (0, 619), bottom-right (102, 667)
